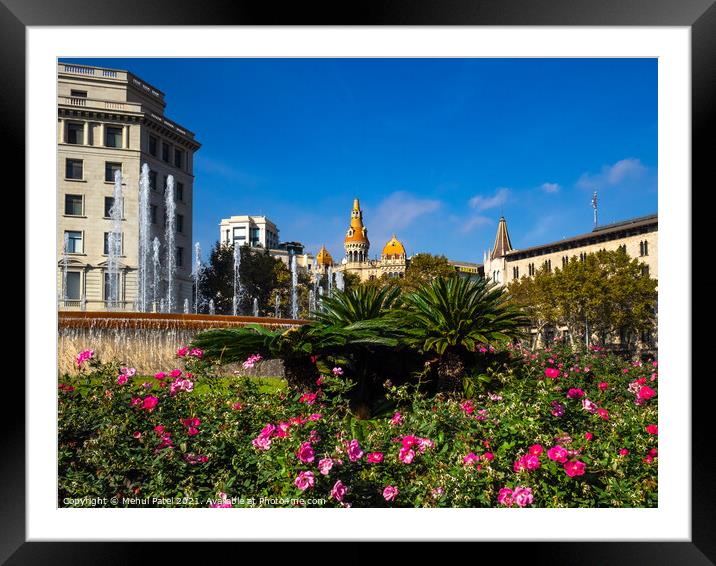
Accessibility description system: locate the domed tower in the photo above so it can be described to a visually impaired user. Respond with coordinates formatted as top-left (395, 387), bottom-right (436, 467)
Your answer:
top-left (344, 197), bottom-right (370, 263)
top-left (316, 244), bottom-right (334, 272)
top-left (382, 234), bottom-right (406, 260)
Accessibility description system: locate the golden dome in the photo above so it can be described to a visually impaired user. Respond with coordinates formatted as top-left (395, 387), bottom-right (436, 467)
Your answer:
top-left (316, 245), bottom-right (333, 266)
top-left (382, 234), bottom-right (406, 259)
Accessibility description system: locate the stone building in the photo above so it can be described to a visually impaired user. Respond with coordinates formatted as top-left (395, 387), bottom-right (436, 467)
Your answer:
top-left (333, 198), bottom-right (409, 282)
top-left (57, 62), bottom-right (200, 311)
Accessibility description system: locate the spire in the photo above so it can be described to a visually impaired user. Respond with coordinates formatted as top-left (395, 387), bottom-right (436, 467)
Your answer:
top-left (490, 216), bottom-right (513, 259)
top-left (353, 197), bottom-right (360, 211)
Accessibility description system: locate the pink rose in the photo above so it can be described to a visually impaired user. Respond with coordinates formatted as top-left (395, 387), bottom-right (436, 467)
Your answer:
top-left (142, 396), bottom-right (159, 411)
top-left (547, 445), bottom-right (568, 463)
top-left (132, 431), bottom-right (141, 439)
top-left (177, 346), bottom-right (190, 357)
top-left (332, 367), bottom-right (344, 376)
top-left (567, 388), bottom-right (585, 399)
top-left (638, 386), bottom-right (656, 400)
top-left (585, 432), bottom-right (593, 441)
top-left (297, 442), bottom-right (315, 463)
top-left (190, 348), bottom-right (203, 358)
top-left (154, 372), bottom-right (166, 380)
top-left (398, 446), bottom-right (415, 464)
top-left (482, 452), bottom-right (494, 462)
top-left (463, 452), bottom-right (480, 466)
top-left (170, 369), bottom-right (182, 378)
top-left (529, 444), bottom-right (543, 456)
top-left (497, 487), bottom-right (513, 507)
top-left (564, 460), bottom-right (586, 477)
top-left (512, 486), bottom-right (534, 507)
top-left (619, 448), bottom-right (629, 456)
top-left (347, 439), bottom-right (363, 462)
top-left (318, 457), bottom-right (334, 475)
top-left (390, 412), bottom-right (403, 426)
top-left (294, 471), bottom-right (315, 491)
top-left (116, 374), bottom-right (128, 385)
top-left (597, 408), bottom-right (609, 420)
top-left (582, 398), bottom-right (598, 414)
top-left (367, 452), bottom-right (384, 463)
top-left (598, 381), bottom-right (609, 391)
top-left (383, 485), bottom-right (399, 502)
top-left (545, 367), bottom-right (560, 379)
top-left (646, 424), bottom-right (658, 435)
top-left (330, 480), bottom-right (348, 501)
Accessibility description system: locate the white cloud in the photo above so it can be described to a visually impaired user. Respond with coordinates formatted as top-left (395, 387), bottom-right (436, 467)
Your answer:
top-left (460, 214), bottom-right (492, 234)
top-left (577, 158), bottom-right (647, 190)
top-left (468, 187), bottom-right (510, 211)
top-left (372, 191), bottom-right (442, 232)
top-left (541, 182), bottom-right (560, 194)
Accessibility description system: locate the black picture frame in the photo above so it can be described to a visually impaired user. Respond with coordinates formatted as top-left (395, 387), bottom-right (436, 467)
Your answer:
top-left (9, 0), bottom-right (709, 562)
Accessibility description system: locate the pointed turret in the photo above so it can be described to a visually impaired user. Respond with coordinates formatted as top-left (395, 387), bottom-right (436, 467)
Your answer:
top-left (490, 216), bottom-right (513, 259)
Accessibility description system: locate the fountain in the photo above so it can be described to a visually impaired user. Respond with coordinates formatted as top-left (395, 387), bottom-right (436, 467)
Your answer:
top-left (309, 289), bottom-right (315, 315)
top-left (159, 298), bottom-right (165, 314)
top-left (253, 297), bottom-right (259, 317)
top-left (183, 298), bottom-right (189, 314)
top-left (209, 299), bottom-right (215, 315)
top-left (318, 285), bottom-right (324, 311)
top-left (152, 237), bottom-right (161, 312)
top-left (61, 232), bottom-right (69, 307)
top-left (274, 293), bottom-right (280, 318)
top-left (137, 163), bottom-right (151, 312)
top-left (106, 170), bottom-right (124, 310)
top-left (194, 242), bottom-right (201, 314)
top-left (335, 270), bottom-right (345, 292)
top-left (291, 253), bottom-right (298, 319)
top-left (233, 244), bottom-right (242, 316)
top-left (164, 175), bottom-right (176, 313)
top-left (327, 265), bottom-right (333, 296)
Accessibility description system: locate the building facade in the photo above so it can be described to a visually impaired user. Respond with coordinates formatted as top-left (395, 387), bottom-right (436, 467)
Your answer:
top-left (333, 198), bottom-right (409, 282)
top-left (483, 213), bottom-right (658, 286)
top-left (219, 215), bottom-right (280, 250)
top-left (58, 63), bottom-right (200, 311)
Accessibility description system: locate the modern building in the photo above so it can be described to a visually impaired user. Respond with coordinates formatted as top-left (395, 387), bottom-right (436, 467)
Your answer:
top-left (219, 215), bottom-right (280, 250)
top-left (333, 198), bottom-right (410, 282)
top-left (57, 62), bottom-right (201, 311)
top-left (482, 213), bottom-right (658, 286)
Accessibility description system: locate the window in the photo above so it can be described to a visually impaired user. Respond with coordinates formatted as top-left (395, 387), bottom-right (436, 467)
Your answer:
top-left (105, 162), bottom-right (122, 182)
top-left (233, 227), bottom-right (246, 241)
top-left (528, 263), bottom-right (535, 276)
top-left (562, 256), bottom-right (568, 268)
top-left (103, 232), bottom-right (123, 255)
top-left (176, 182), bottom-right (184, 201)
top-left (66, 122), bottom-right (84, 145)
top-left (104, 197), bottom-right (123, 218)
top-left (149, 135), bottom-right (157, 156)
top-left (176, 246), bottom-right (184, 267)
top-left (641, 265), bottom-right (650, 277)
top-left (103, 272), bottom-right (121, 301)
top-left (176, 214), bottom-right (184, 233)
top-left (640, 241), bottom-right (649, 257)
top-left (65, 230), bottom-right (83, 253)
top-left (149, 171), bottom-right (158, 191)
top-left (174, 148), bottom-right (183, 169)
top-left (513, 266), bottom-right (519, 279)
top-left (70, 90), bottom-right (87, 98)
top-left (580, 252), bottom-right (586, 262)
top-left (105, 126), bottom-right (123, 148)
top-left (65, 272), bottom-right (81, 300)
top-left (150, 204), bottom-right (157, 224)
top-left (543, 259), bottom-right (551, 273)
top-left (162, 143), bottom-right (170, 162)
top-left (65, 159), bottom-right (83, 180)
top-left (250, 227), bottom-right (260, 245)
top-left (64, 194), bottom-right (83, 216)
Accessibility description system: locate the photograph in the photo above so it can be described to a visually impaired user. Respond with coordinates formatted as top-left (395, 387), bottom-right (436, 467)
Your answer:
top-left (55, 56), bottom-right (660, 510)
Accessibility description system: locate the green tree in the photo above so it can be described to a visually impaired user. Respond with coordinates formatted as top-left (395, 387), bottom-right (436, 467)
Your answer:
top-left (398, 253), bottom-right (457, 291)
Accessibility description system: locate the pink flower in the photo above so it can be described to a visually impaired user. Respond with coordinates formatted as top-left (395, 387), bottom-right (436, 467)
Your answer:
top-left (529, 444), bottom-right (543, 456)
top-left (154, 372), bottom-right (166, 380)
top-left (550, 401), bottom-right (565, 417)
top-left (232, 401), bottom-right (242, 411)
top-left (299, 392), bottom-right (317, 405)
top-left (638, 386), bottom-right (656, 400)
top-left (460, 400), bottom-right (475, 415)
top-left (190, 348), bottom-right (203, 358)
top-left (142, 396), bottom-right (159, 411)
top-left (170, 369), bottom-right (182, 378)
top-left (524, 454), bottom-right (540, 470)
top-left (567, 388), bottom-right (585, 399)
top-left (117, 374), bottom-right (128, 385)
top-left (585, 432), bottom-right (593, 441)
top-left (120, 366), bottom-right (136, 377)
top-left (383, 485), bottom-right (399, 502)
top-left (544, 367), bottom-right (560, 379)
top-left (332, 367), bottom-right (344, 376)
top-left (330, 480), bottom-right (348, 501)
top-left (210, 492), bottom-right (232, 508)
top-left (307, 413), bottom-right (322, 421)
top-left (367, 452), bottom-right (384, 463)
top-left (581, 398), bottom-right (598, 414)
top-left (497, 487), bottom-right (513, 507)
top-left (598, 381), bottom-right (609, 391)
top-left (619, 448), bottom-right (630, 456)
top-left (297, 442), bottom-right (315, 463)
top-left (482, 452), bottom-right (494, 462)
top-left (417, 437), bottom-right (434, 453)
top-left (464, 452), bottom-right (480, 466)
top-left (547, 445), bottom-right (568, 463)
top-left (154, 425), bottom-right (165, 435)
top-left (75, 349), bottom-right (94, 367)
top-left (132, 431), bottom-right (142, 439)
top-left (177, 346), bottom-right (190, 357)
top-left (512, 486), bottom-right (534, 507)
top-left (294, 471), bottom-right (315, 491)
top-left (646, 424), bottom-right (658, 435)
top-left (318, 457), bottom-right (334, 475)
top-left (242, 353), bottom-right (263, 369)
top-left (399, 446), bottom-right (415, 464)
top-left (564, 460), bottom-right (586, 477)
top-left (401, 435), bottom-right (418, 448)
top-left (597, 408), bottom-right (609, 420)
top-left (347, 439), bottom-right (363, 462)
top-left (276, 422), bottom-right (291, 438)
top-left (390, 412), bottom-right (403, 426)
top-left (309, 430), bottom-right (320, 443)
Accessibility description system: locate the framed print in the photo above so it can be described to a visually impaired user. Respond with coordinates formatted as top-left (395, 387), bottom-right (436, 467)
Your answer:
top-left (7, 0), bottom-right (712, 562)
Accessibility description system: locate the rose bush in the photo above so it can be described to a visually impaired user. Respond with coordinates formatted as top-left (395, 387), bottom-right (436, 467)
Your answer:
top-left (58, 342), bottom-right (657, 508)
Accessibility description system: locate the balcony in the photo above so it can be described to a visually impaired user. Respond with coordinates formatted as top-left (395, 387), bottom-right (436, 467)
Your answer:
top-left (58, 95), bottom-right (144, 114)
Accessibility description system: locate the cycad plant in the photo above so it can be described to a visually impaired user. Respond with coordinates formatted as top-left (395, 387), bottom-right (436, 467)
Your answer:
top-left (395, 276), bottom-right (528, 393)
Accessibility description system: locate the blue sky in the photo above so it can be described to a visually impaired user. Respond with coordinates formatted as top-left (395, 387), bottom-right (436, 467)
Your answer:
top-left (62, 58), bottom-right (657, 264)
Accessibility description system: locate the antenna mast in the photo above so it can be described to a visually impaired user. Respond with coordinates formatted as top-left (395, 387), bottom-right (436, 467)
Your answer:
top-left (592, 192), bottom-right (598, 229)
